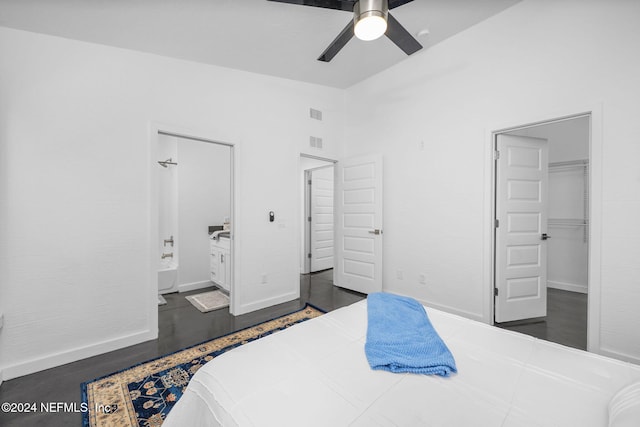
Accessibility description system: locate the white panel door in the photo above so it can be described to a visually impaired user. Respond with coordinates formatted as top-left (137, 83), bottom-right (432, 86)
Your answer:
top-left (310, 166), bottom-right (334, 272)
top-left (335, 154), bottom-right (383, 294)
top-left (495, 134), bottom-right (549, 323)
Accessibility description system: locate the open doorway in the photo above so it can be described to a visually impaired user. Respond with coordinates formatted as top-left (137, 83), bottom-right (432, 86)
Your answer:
top-left (493, 115), bottom-right (590, 350)
top-left (300, 155), bottom-right (336, 273)
top-left (300, 153), bottom-right (385, 298)
top-left (154, 130), bottom-right (234, 317)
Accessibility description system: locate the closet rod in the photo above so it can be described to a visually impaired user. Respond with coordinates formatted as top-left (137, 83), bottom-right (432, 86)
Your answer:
top-left (549, 159), bottom-right (589, 168)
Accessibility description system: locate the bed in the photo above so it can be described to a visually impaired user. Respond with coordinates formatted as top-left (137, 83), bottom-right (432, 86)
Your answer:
top-left (163, 299), bottom-right (640, 426)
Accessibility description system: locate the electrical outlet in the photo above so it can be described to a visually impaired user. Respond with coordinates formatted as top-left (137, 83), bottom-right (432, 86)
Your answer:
top-left (261, 274), bottom-right (268, 284)
top-left (419, 274), bottom-right (427, 285)
top-left (396, 270), bottom-right (404, 280)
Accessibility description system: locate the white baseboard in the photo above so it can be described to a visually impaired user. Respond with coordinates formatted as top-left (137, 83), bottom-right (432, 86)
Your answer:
top-left (178, 280), bottom-right (213, 293)
top-left (598, 347), bottom-right (640, 365)
top-left (372, 288), bottom-right (485, 323)
top-left (393, 293), bottom-right (484, 323)
top-left (2, 329), bottom-right (156, 381)
top-left (419, 300), bottom-right (484, 323)
top-left (548, 280), bottom-right (588, 294)
top-left (237, 291), bottom-right (299, 316)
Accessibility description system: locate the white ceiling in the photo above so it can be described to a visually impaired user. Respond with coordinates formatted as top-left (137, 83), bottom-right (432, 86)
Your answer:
top-left (0, 0), bottom-right (521, 88)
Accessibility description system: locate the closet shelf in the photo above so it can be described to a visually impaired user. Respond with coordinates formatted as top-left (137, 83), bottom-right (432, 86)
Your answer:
top-left (548, 218), bottom-right (588, 227)
top-left (549, 159), bottom-right (589, 171)
top-left (548, 159), bottom-right (589, 243)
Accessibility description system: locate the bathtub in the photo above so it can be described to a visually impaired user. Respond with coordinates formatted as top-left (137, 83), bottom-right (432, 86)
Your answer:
top-left (158, 260), bottom-right (178, 294)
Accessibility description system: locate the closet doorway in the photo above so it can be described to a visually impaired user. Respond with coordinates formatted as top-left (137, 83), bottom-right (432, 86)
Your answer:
top-left (493, 115), bottom-right (590, 350)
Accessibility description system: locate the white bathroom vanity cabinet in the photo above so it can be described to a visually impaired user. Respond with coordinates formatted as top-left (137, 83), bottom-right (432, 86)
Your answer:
top-left (210, 236), bottom-right (231, 292)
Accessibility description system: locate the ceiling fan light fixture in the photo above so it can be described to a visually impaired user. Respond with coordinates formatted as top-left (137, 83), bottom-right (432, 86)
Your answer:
top-left (354, 0), bottom-right (388, 41)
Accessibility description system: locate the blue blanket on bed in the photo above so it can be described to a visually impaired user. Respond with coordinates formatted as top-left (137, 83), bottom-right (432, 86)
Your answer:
top-left (365, 292), bottom-right (457, 376)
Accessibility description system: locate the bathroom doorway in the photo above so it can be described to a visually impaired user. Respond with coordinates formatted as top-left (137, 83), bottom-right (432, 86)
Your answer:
top-left (492, 114), bottom-right (590, 350)
top-left (152, 129), bottom-right (235, 319)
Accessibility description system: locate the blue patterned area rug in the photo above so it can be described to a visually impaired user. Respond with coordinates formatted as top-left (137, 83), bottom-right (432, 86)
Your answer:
top-left (81, 304), bottom-right (325, 427)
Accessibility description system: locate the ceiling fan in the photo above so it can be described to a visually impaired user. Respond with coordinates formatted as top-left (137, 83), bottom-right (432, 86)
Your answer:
top-left (267, 0), bottom-right (423, 62)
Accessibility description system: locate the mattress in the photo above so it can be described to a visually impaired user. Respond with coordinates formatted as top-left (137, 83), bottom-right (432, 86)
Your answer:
top-left (163, 300), bottom-right (640, 426)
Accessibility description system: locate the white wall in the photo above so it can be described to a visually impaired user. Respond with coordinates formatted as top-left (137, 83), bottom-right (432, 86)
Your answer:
top-left (0, 27), bottom-right (344, 379)
top-left (176, 136), bottom-right (231, 289)
top-left (344, 0), bottom-right (640, 362)
top-left (508, 117), bottom-right (589, 163)
top-left (509, 117), bottom-right (590, 293)
top-left (158, 134), bottom-right (179, 269)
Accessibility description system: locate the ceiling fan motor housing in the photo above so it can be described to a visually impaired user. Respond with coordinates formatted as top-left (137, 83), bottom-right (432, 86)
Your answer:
top-left (265, 0), bottom-right (419, 61)
top-left (354, 0), bottom-right (389, 26)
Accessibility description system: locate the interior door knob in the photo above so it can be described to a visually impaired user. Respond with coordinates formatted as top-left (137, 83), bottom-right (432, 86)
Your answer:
top-left (368, 229), bottom-right (381, 235)
top-left (541, 233), bottom-right (551, 240)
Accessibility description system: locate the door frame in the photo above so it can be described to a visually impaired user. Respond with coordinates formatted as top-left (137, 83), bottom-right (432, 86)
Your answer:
top-left (487, 109), bottom-right (602, 354)
top-left (303, 169), bottom-right (311, 274)
top-left (149, 123), bottom-right (240, 333)
top-left (304, 164), bottom-right (335, 273)
top-left (299, 153), bottom-right (337, 275)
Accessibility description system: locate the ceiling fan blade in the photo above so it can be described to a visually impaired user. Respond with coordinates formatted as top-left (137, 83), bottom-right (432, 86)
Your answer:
top-left (385, 12), bottom-right (422, 56)
top-left (267, 0), bottom-right (356, 12)
top-left (388, 0), bottom-right (414, 10)
top-left (317, 20), bottom-right (354, 62)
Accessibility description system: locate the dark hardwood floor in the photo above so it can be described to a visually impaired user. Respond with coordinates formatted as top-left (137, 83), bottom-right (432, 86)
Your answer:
top-left (496, 287), bottom-right (588, 350)
top-left (0, 269), bottom-right (363, 427)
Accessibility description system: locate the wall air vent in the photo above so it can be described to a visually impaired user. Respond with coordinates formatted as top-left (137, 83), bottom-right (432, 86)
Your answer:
top-left (310, 108), bottom-right (323, 121)
top-left (310, 136), bottom-right (323, 149)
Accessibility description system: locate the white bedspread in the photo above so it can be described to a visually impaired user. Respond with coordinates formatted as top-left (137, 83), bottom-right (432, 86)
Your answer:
top-left (163, 300), bottom-right (640, 426)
